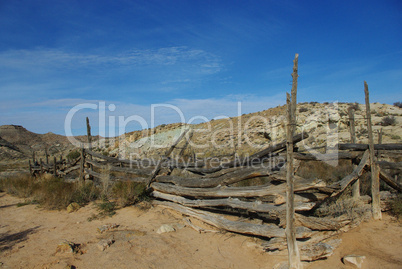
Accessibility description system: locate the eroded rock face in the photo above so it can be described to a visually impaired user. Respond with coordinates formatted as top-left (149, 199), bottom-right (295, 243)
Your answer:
top-left (108, 102), bottom-right (402, 160)
top-left (342, 254), bottom-right (366, 268)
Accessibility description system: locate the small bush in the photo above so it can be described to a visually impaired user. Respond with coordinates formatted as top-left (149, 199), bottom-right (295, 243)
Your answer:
top-left (0, 174), bottom-right (100, 210)
top-left (315, 198), bottom-right (366, 220)
top-left (67, 150), bottom-right (80, 161)
top-left (381, 116), bottom-right (396, 126)
top-left (299, 107), bottom-right (308, 113)
top-left (393, 102), bottom-right (402, 108)
top-left (0, 174), bottom-right (34, 197)
top-left (111, 181), bottom-right (147, 207)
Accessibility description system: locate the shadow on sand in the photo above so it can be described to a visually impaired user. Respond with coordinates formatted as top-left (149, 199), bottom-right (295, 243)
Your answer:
top-left (0, 226), bottom-right (40, 252)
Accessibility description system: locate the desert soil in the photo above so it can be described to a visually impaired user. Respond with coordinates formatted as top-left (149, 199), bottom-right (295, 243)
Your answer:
top-left (0, 193), bottom-right (401, 269)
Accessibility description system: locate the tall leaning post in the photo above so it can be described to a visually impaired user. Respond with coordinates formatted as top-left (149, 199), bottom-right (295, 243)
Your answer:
top-left (86, 117), bottom-right (93, 172)
top-left (348, 107), bottom-right (360, 198)
top-left (364, 81), bottom-right (381, 220)
top-left (79, 144), bottom-right (86, 183)
top-left (285, 53), bottom-right (302, 269)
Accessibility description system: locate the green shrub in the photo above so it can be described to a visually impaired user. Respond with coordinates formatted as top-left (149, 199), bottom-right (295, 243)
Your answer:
top-left (67, 150), bottom-right (80, 161)
top-left (299, 107), bottom-right (308, 113)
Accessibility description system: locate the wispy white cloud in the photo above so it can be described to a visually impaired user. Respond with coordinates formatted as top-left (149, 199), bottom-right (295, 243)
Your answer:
top-left (0, 47), bottom-right (222, 73)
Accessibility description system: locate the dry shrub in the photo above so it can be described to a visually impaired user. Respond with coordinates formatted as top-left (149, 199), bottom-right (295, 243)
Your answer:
top-left (111, 180), bottom-right (147, 207)
top-left (315, 197), bottom-right (367, 220)
top-left (0, 174), bottom-right (34, 198)
top-left (296, 159), bottom-right (354, 185)
top-left (393, 102), bottom-right (402, 108)
top-left (381, 116), bottom-right (396, 126)
top-left (0, 174), bottom-right (100, 210)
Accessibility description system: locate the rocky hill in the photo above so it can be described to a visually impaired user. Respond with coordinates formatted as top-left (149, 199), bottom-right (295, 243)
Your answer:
top-left (103, 102), bottom-right (402, 160)
top-left (1, 102), bottom-right (401, 163)
top-left (0, 125), bottom-right (98, 161)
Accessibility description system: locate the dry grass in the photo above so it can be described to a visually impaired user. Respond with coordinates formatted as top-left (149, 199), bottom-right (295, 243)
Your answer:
top-left (296, 159), bottom-right (354, 185)
top-left (0, 174), bottom-right (99, 210)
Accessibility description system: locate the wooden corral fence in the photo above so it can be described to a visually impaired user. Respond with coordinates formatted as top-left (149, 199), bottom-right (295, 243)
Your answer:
top-left (27, 60), bottom-right (402, 264)
top-left (28, 129), bottom-right (402, 261)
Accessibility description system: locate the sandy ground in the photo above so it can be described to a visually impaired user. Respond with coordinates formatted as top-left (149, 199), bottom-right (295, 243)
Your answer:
top-left (0, 193), bottom-right (401, 269)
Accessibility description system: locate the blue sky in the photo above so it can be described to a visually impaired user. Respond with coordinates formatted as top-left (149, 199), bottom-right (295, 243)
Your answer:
top-left (0, 0), bottom-right (401, 136)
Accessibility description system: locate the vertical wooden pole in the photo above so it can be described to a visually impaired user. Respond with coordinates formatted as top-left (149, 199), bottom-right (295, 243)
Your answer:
top-left (377, 128), bottom-right (382, 144)
top-left (40, 158), bottom-right (43, 174)
top-left (53, 156), bottom-right (57, 177)
top-left (79, 146), bottom-right (85, 183)
top-left (348, 107), bottom-right (360, 198)
top-left (364, 81), bottom-right (382, 220)
top-left (45, 148), bottom-right (49, 164)
top-left (32, 151), bottom-right (36, 164)
top-left (86, 117), bottom-right (93, 168)
top-left (286, 53), bottom-right (302, 269)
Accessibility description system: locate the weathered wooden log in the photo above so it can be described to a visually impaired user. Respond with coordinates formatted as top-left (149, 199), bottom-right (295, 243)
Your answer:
top-left (291, 151), bottom-right (360, 161)
top-left (147, 128), bottom-right (190, 186)
top-left (152, 191), bottom-right (316, 216)
top-left (84, 169), bottom-right (148, 183)
top-left (60, 164), bottom-right (80, 175)
top-left (329, 150), bottom-right (369, 195)
top-left (151, 177), bottom-right (325, 198)
top-left (377, 161), bottom-right (402, 171)
top-left (338, 143), bottom-right (402, 151)
top-left (152, 190), bottom-right (282, 216)
top-left (86, 159), bottom-right (154, 177)
top-left (295, 214), bottom-right (343, 231)
top-left (85, 149), bottom-right (156, 166)
top-left (154, 200), bottom-right (313, 239)
top-left (154, 167), bottom-right (277, 188)
top-left (365, 82), bottom-right (382, 220)
top-left (379, 169), bottom-right (402, 192)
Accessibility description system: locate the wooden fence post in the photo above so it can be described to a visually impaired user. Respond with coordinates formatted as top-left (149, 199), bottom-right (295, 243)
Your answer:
top-left (40, 158), bottom-right (43, 174)
top-left (32, 151), bottom-right (36, 164)
top-left (53, 156), bottom-right (57, 177)
top-left (364, 81), bottom-right (381, 220)
top-left (86, 117), bottom-right (93, 173)
top-left (285, 53), bottom-right (302, 269)
top-left (79, 146), bottom-right (86, 183)
top-left (377, 128), bottom-right (382, 144)
top-left (45, 147), bottom-right (49, 164)
top-left (348, 107), bottom-right (360, 198)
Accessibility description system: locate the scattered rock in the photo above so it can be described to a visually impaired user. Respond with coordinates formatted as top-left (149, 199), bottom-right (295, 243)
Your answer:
top-left (156, 224), bottom-right (176, 234)
top-left (97, 223), bottom-right (119, 233)
top-left (342, 255), bottom-right (366, 268)
top-left (66, 202), bottom-right (81, 213)
top-left (97, 238), bottom-right (114, 251)
top-left (55, 240), bottom-right (78, 254)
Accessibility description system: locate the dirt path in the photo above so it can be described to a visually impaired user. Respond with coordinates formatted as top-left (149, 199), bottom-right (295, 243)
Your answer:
top-left (0, 193), bottom-right (401, 269)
